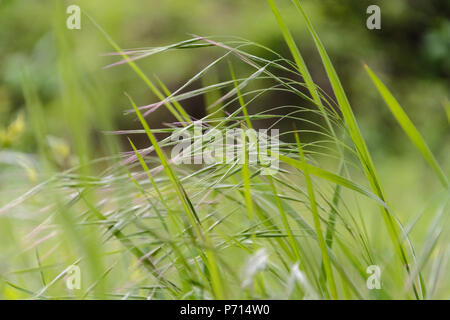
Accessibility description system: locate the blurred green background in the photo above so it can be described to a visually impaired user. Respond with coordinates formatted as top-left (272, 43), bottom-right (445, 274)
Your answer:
top-left (1, 0), bottom-right (448, 210)
top-left (0, 0), bottom-right (448, 298)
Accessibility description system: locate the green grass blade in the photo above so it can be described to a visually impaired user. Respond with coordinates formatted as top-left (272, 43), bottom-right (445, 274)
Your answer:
top-left (154, 75), bottom-right (192, 123)
top-left (275, 153), bottom-right (386, 207)
top-left (444, 98), bottom-right (450, 124)
top-left (80, 195), bottom-right (178, 294)
top-left (127, 94), bottom-right (225, 299)
top-left (126, 93), bottom-right (202, 234)
top-left (294, 130), bottom-right (338, 299)
top-left (292, 0), bottom-right (421, 298)
top-left (228, 60), bottom-right (252, 129)
top-left (325, 158), bottom-right (344, 247)
top-left (365, 64), bottom-right (449, 188)
top-left (85, 13), bottom-right (184, 121)
top-left (241, 127), bottom-right (255, 222)
top-left (267, 0), bottom-right (337, 138)
top-left (266, 0), bottom-right (320, 106)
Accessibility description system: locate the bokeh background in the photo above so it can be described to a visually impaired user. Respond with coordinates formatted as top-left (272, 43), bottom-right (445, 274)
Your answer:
top-left (1, 0), bottom-right (449, 214)
top-left (0, 0), bottom-right (448, 298)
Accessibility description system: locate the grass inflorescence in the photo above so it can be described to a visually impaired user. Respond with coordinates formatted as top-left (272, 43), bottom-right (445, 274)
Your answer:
top-left (1, 0), bottom-right (448, 300)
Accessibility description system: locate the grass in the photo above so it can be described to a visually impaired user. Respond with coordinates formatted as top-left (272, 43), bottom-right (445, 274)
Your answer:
top-left (0, 0), bottom-right (448, 300)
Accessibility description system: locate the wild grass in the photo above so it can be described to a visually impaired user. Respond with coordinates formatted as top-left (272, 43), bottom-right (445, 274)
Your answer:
top-left (0, 0), bottom-right (448, 300)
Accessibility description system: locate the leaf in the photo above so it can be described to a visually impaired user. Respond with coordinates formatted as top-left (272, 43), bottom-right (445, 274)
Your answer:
top-left (365, 64), bottom-right (449, 189)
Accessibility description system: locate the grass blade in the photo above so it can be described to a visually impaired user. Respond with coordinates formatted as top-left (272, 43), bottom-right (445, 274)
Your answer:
top-left (294, 130), bottom-right (338, 299)
top-left (365, 64), bottom-right (449, 188)
top-left (291, 0), bottom-right (421, 298)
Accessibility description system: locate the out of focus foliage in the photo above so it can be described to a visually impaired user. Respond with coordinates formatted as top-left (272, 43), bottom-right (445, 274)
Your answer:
top-left (0, 0), bottom-right (448, 157)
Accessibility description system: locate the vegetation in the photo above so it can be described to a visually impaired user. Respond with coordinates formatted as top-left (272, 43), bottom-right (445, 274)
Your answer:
top-left (0, 0), bottom-right (448, 300)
